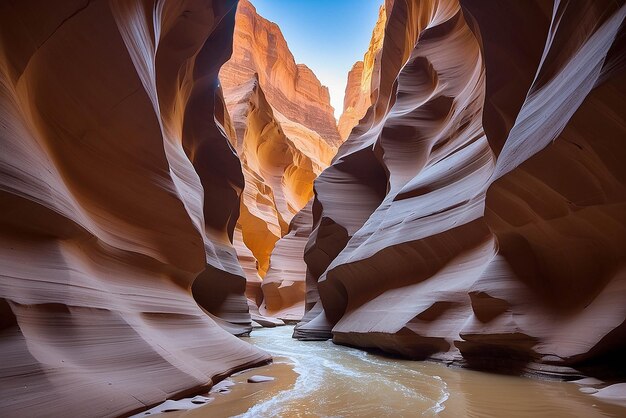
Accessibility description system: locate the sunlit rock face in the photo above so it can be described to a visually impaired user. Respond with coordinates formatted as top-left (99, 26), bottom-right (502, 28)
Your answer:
top-left (220, 0), bottom-right (341, 147)
top-left (0, 1), bottom-right (270, 416)
top-left (297, 0), bottom-right (626, 377)
top-left (220, 0), bottom-right (337, 321)
top-left (337, 3), bottom-right (387, 140)
top-left (223, 75), bottom-right (334, 321)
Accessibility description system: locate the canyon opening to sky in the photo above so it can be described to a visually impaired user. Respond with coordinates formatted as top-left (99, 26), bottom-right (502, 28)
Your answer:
top-left (0, 0), bottom-right (625, 417)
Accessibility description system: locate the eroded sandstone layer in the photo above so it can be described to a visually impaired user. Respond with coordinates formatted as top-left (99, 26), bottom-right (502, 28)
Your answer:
top-left (0, 1), bottom-right (270, 416)
top-left (337, 2), bottom-right (388, 140)
top-left (296, 0), bottom-right (626, 378)
top-left (261, 200), bottom-right (315, 322)
top-left (220, 0), bottom-right (341, 146)
top-left (220, 1), bottom-right (337, 320)
top-left (223, 75), bottom-right (334, 321)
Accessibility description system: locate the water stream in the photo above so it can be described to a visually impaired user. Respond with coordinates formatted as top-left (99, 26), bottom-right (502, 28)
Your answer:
top-left (239, 326), bottom-right (623, 417)
top-left (165, 326), bottom-right (625, 417)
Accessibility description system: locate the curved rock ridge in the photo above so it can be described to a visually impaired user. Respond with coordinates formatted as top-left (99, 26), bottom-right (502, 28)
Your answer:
top-left (223, 75), bottom-right (335, 319)
top-left (220, 0), bottom-right (341, 146)
top-left (337, 2), bottom-right (388, 140)
top-left (261, 200), bottom-right (314, 322)
top-left (220, 0), bottom-right (340, 321)
top-left (0, 1), bottom-right (270, 416)
top-left (296, 0), bottom-right (626, 378)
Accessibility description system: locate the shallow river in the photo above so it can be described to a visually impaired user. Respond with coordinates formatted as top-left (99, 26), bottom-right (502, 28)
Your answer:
top-left (169, 326), bottom-right (625, 418)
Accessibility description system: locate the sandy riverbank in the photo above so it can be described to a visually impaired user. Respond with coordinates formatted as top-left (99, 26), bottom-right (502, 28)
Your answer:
top-left (131, 356), bottom-right (298, 418)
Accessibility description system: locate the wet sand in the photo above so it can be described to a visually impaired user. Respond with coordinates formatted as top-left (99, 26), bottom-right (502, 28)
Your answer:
top-left (131, 357), bottom-right (298, 418)
top-left (142, 326), bottom-right (626, 417)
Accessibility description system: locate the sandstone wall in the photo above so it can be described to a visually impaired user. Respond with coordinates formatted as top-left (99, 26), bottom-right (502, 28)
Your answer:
top-left (297, 0), bottom-right (626, 377)
top-left (337, 3), bottom-right (388, 140)
top-left (220, 0), bottom-right (341, 146)
top-left (0, 1), bottom-right (269, 416)
top-left (220, 1), bottom-right (338, 320)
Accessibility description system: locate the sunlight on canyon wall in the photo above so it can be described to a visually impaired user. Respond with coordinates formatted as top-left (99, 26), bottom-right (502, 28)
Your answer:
top-left (219, 0), bottom-right (338, 322)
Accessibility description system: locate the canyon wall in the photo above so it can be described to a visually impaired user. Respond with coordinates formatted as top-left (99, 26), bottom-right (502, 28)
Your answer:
top-left (220, 0), bottom-right (340, 147)
top-left (223, 76), bottom-right (332, 317)
top-left (297, 0), bottom-right (626, 378)
top-left (0, 1), bottom-right (270, 416)
top-left (337, 3), bottom-right (387, 140)
top-left (220, 0), bottom-right (337, 320)
top-left (261, 201), bottom-right (314, 322)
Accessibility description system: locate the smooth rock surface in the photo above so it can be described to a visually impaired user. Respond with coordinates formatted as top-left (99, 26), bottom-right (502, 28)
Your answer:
top-left (296, 0), bottom-right (626, 378)
top-left (0, 1), bottom-right (269, 416)
top-left (247, 375), bottom-right (276, 383)
top-left (261, 201), bottom-right (314, 322)
top-left (592, 383), bottom-right (626, 408)
top-left (222, 76), bottom-right (333, 318)
top-left (220, 1), bottom-right (338, 321)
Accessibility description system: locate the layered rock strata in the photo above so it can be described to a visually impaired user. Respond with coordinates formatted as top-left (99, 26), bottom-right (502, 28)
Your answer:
top-left (220, 0), bottom-right (338, 320)
top-left (223, 75), bottom-right (334, 318)
top-left (261, 201), bottom-right (314, 322)
top-left (337, 3), bottom-right (388, 140)
top-left (296, 0), bottom-right (626, 379)
top-left (0, 1), bottom-right (269, 416)
top-left (220, 0), bottom-right (341, 146)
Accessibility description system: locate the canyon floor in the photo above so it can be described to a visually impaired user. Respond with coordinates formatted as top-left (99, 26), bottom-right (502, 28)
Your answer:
top-left (138, 326), bottom-right (626, 417)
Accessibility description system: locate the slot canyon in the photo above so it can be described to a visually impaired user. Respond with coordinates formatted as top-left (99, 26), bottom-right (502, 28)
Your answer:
top-left (0, 0), bottom-right (625, 417)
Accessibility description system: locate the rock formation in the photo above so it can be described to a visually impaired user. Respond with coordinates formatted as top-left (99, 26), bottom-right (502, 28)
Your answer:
top-left (0, 1), bottom-right (270, 416)
top-left (223, 75), bottom-right (334, 320)
top-left (337, 3), bottom-right (387, 140)
top-left (297, 0), bottom-right (626, 379)
top-left (220, 0), bottom-right (341, 146)
top-left (220, 0), bottom-right (337, 321)
top-left (261, 201), bottom-right (314, 322)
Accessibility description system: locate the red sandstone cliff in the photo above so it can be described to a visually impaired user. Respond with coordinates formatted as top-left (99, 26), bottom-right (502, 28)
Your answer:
top-left (0, 1), bottom-right (269, 416)
top-left (220, 1), bottom-right (337, 321)
top-left (337, 3), bottom-right (387, 140)
top-left (220, 0), bottom-right (341, 147)
top-left (296, 0), bottom-right (626, 380)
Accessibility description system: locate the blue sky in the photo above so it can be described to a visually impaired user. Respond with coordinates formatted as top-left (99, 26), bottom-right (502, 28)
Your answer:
top-left (252, 0), bottom-right (383, 120)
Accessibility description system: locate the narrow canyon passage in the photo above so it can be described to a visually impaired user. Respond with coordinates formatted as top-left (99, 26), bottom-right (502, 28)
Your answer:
top-left (149, 327), bottom-right (626, 417)
top-left (1, 0), bottom-right (625, 416)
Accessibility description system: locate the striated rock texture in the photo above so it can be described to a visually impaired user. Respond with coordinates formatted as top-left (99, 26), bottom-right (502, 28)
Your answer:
top-left (297, 0), bottom-right (626, 378)
top-left (0, 0), bottom-right (270, 416)
top-left (220, 0), bottom-right (338, 320)
top-left (220, 0), bottom-right (341, 146)
top-left (261, 200), bottom-right (314, 322)
top-left (224, 74), bottom-right (334, 318)
top-left (337, 2), bottom-right (388, 140)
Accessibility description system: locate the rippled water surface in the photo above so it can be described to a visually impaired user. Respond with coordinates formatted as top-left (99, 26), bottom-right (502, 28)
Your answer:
top-left (182, 326), bottom-right (625, 417)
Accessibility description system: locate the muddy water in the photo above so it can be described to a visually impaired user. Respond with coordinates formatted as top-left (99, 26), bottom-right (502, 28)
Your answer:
top-left (179, 326), bottom-right (625, 417)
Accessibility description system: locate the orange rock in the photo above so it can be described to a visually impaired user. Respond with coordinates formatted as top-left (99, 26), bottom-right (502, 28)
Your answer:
top-left (261, 201), bottom-right (314, 322)
top-left (220, 1), bottom-right (339, 321)
top-left (220, 0), bottom-right (341, 146)
top-left (337, 3), bottom-right (387, 140)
